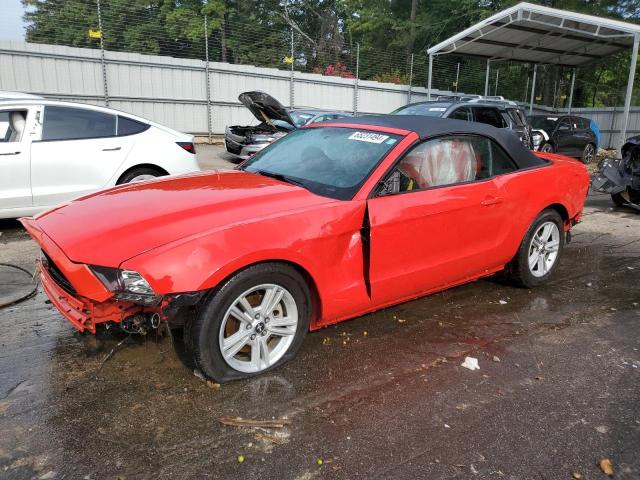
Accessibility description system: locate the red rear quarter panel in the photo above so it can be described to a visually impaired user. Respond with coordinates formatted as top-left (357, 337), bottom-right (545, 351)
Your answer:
top-left (495, 152), bottom-right (589, 264)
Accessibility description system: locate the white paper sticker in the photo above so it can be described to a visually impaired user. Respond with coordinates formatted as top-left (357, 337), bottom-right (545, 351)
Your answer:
top-left (547, 117), bottom-right (558, 121)
top-left (348, 132), bottom-right (390, 144)
top-left (429, 107), bottom-right (447, 112)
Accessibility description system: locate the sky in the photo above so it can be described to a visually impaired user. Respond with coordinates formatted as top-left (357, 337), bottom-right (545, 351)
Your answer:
top-left (0, 0), bottom-right (27, 41)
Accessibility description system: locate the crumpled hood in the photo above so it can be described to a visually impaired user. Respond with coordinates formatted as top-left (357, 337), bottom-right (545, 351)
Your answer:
top-left (33, 170), bottom-right (330, 266)
top-left (238, 91), bottom-right (295, 128)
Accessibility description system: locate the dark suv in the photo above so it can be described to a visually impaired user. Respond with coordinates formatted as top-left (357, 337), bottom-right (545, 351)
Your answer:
top-left (391, 97), bottom-right (532, 149)
top-left (529, 115), bottom-right (597, 163)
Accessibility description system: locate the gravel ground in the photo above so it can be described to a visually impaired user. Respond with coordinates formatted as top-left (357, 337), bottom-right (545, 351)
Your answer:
top-left (0, 149), bottom-right (638, 480)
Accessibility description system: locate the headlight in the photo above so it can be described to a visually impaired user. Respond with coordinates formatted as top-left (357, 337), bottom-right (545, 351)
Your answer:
top-left (120, 270), bottom-right (154, 295)
top-left (532, 133), bottom-right (543, 145)
top-left (90, 266), bottom-right (161, 306)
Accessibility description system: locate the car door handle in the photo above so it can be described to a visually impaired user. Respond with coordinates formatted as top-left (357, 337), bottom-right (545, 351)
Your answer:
top-left (0, 151), bottom-right (20, 155)
top-left (102, 147), bottom-right (121, 151)
top-left (481, 196), bottom-right (503, 206)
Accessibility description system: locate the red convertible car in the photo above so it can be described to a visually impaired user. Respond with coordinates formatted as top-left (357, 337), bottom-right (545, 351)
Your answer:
top-left (21, 116), bottom-right (589, 381)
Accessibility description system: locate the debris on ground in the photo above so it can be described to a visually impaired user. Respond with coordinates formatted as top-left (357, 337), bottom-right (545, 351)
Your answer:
top-left (599, 458), bottom-right (614, 476)
top-left (316, 458), bottom-right (324, 465)
top-left (237, 454), bottom-right (245, 464)
top-left (206, 380), bottom-right (221, 390)
top-left (255, 431), bottom-right (289, 445)
top-left (572, 472), bottom-right (582, 479)
top-left (219, 417), bottom-right (291, 429)
top-left (193, 369), bottom-right (205, 380)
top-left (460, 357), bottom-right (480, 371)
top-left (498, 300), bottom-right (508, 305)
top-left (492, 356), bottom-right (501, 362)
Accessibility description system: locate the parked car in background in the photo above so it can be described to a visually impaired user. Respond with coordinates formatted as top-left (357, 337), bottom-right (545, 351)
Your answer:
top-left (529, 115), bottom-right (597, 163)
top-left (225, 91), bottom-right (352, 160)
top-left (22, 115), bottom-right (589, 382)
top-left (391, 96), bottom-right (533, 149)
top-left (0, 99), bottom-right (200, 219)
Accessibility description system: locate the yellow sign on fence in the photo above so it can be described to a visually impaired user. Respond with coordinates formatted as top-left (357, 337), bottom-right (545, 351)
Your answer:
top-left (88, 30), bottom-right (102, 39)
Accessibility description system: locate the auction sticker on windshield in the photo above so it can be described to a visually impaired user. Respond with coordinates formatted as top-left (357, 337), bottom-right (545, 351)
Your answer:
top-left (349, 132), bottom-right (390, 144)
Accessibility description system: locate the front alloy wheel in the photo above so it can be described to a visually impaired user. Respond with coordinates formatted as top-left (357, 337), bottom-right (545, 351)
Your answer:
top-left (540, 143), bottom-right (555, 153)
top-left (581, 143), bottom-right (596, 164)
top-left (187, 263), bottom-right (310, 382)
top-left (219, 284), bottom-right (299, 373)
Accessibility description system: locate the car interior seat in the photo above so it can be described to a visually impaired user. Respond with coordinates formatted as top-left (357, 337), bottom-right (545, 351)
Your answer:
top-left (8, 111), bottom-right (26, 142)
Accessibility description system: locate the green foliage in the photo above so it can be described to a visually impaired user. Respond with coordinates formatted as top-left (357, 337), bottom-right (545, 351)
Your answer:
top-left (20, 0), bottom-right (640, 107)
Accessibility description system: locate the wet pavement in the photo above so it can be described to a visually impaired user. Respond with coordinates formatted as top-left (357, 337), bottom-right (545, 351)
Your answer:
top-left (1, 175), bottom-right (639, 479)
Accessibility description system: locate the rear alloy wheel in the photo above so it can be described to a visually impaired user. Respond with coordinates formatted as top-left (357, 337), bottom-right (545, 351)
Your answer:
top-left (117, 167), bottom-right (165, 184)
top-left (508, 209), bottom-right (564, 288)
top-left (540, 143), bottom-right (555, 153)
top-left (581, 143), bottom-right (596, 164)
top-left (187, 263), bottom-right (310, 382)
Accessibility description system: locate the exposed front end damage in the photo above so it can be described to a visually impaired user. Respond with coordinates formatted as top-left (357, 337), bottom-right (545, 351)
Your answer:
top-left (592, 136), bottom-right (640, 211)
top-left (224, 124), bottom-right (288, 160)
top-left (22, 217), bottom-right (204, 335)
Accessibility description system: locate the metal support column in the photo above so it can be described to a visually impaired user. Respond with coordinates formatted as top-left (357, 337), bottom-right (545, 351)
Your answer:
top-left (567, 68), bottom-right (576, 114)
top-left (353, 43), bottom-right (360, 115)
top-left (529, 64), bottom-right (537, 115)
top-left (96, 0), bottom-right (109, 106)
top-left (289, 29), bottom-right (294, 109)
top-left (484, 59), bottom-right (490, 96)
top-left (204, 15), bottom-right (212, 143)
top-left (495, 69), bottom-right (499, 96)
top-left (455, 62), bottom-right (460, 93)
top-left (621, 34), bottom-right (639, 148)
top-left (427, 54), bottom-right (433, 100)
top-left (407, 53), bottom-right (414, 104)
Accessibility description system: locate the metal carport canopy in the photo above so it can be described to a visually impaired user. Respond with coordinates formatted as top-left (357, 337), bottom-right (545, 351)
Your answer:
top-left (426, 2), bottom-right (640, 148)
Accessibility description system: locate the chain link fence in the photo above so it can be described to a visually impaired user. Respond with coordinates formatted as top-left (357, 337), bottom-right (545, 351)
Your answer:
top-left (7, 0), bottom-right (640, 146)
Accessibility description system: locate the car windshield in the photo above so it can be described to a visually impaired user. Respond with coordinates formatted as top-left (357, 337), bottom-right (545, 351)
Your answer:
top-left (241, 127), bottom-right (401, 200)
top-left (530, 116), bottom-right (559, 132)
top-left (391, 103), bottom-right (448, 117)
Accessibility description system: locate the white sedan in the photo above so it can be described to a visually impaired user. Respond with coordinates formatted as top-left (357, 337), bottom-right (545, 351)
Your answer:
top-left (0, 99), bottom-right (201, 219)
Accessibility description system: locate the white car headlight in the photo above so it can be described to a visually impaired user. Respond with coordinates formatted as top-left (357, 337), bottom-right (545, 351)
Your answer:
top-left (120, 270), bottom-right (155, 295)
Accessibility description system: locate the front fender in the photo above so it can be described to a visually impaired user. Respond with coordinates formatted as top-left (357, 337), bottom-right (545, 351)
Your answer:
top-left (120, 200), bottom-right (369, 322)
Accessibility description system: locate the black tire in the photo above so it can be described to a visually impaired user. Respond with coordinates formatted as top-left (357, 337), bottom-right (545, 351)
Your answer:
top-left (540, 142), bottom-right (555, 153)
top-left (117, 167), bottom-right (165, 184)
top-left (507, 209), bottom-right (565, 288)
top-left (186, 263), bottom-right (311, 382)
top-left (581, 143), bottom-right (596, 164)
top-left (612, 192), bottom-right (626, 207)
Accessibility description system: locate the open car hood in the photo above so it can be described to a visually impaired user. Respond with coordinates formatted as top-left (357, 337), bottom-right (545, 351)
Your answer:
top-left (238, 91), bottom-right (296, 128)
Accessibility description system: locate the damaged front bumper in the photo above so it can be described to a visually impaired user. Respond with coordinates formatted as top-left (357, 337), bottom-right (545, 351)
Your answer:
top-left (22, 218), bottom-right (204, 334)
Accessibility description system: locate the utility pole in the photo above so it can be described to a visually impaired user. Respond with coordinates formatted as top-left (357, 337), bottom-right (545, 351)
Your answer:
top-left (96, 0), bottom-right (109, 106)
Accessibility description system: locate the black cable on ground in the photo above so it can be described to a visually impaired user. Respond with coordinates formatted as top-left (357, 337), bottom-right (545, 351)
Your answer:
top-left (0, 263), bottom-right (38, 309)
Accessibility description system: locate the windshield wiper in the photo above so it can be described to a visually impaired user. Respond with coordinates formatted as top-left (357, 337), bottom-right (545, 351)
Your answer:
top-left (253, 170), bottom-right (308, 190)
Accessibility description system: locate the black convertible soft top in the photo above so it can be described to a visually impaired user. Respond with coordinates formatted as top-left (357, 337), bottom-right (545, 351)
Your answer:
top-left (328, 114), bottom-right (546, 169)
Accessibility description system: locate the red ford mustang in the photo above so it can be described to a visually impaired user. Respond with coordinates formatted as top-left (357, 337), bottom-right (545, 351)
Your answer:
top-left (21, 116), bottom-right (590, 381)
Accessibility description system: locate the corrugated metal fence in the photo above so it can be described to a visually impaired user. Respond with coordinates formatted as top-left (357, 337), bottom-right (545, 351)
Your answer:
top-left (0, 41), bottom-right (438, 137)
top-left (1, 41), bottom-right (639, 147)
